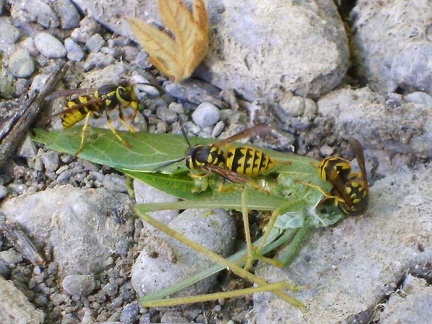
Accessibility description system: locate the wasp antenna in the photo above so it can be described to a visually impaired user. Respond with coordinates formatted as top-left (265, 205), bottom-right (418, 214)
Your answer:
top-left (153, 157), bottom-right (185, 172)
top-left (180, 126), bottom-right (192, 148)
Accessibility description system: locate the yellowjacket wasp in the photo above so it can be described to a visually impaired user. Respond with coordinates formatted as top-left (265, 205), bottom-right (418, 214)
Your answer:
top-left (318, 139), bottom-right (369, 215)
top-left (46, 82), bottom-right (140, 157)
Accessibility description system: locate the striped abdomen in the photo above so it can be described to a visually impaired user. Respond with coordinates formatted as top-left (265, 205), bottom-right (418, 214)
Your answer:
top-left (226, 147), bottom-right (275, 176)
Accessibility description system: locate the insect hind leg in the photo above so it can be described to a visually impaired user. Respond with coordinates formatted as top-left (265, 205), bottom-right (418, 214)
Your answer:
top-left (105, 111), bottom-right (132, 148)
top-left (118, 107), bottom-right (137, 133)
top-left (74, 112), bottom-right (92, 157)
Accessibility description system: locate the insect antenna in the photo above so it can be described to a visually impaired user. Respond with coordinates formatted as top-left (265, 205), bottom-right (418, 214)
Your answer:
top-left (152, 126), bottom-right (191, 171)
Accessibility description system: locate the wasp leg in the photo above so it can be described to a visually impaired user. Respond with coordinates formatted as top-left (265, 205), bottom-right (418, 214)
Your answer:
top-left (295, 179), bottom-right (345, 206)
top-left (105, 111), bottom-right (132, 148)
top-left (118, 107), bottom-right (137, 133)
top-left (74, 112), bottom-right (92, 158)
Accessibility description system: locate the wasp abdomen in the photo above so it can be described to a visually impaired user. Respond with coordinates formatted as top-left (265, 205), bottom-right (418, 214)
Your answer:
top-left (226, 147), bottom-right (275, 176)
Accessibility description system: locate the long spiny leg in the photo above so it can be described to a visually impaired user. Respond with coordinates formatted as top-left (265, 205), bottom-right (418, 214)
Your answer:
top-left (240, 190), bottom-right (284, 270)
top-left (138, 211), bottom-right (307, 312)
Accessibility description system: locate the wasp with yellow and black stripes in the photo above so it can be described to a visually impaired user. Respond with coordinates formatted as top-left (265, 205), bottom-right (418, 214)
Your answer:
top-left (170, 124), bottom-right (278, 189)
top-left (46, 82), bottom-right (140, 157)
top-left (318, 139), bottom-right (369, 215)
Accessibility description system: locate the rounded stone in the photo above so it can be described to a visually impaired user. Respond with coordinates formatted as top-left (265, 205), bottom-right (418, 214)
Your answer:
top-left (62, 274), bottom-right (96, 296)
top-left (192, 102), bottom-right (221, 127)
top-left (34, 32), bottom-right (67, 58)
top-left (8, 48), bottom-right (34, 78)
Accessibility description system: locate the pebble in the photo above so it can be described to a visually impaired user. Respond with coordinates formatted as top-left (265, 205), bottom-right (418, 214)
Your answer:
top-left (11, 0), bottom-right (59, 28)
top-left (192, 102), bottom-right (221, 127)
top-left (0, 17), bottom-right (20, 44)
top-left (211, 120), bottom-right (225, 137)
top-left (64, 38), bottom-right (85, 62)
top-left (55, 0), bottom-right (81, 29)
top-left (115, 239), bottom-right (130, 258)
top-left (404, 92), bottom-right (432, 106)
top-left (8, 47), bottom-right (34, 78)
top-left (0, 262), bottom-right (11, 277)
top-left (71, 16), bottom-right (102, 43)
top-left (85, 34), bottom-right (105, 53)
top-left (14, 78), bottom-right (29, 96)
top-left (135, 84), bottom-right (160, 97)
top-left (0, 249), bottom-right (23, 264)
top-left (102, 174), bottom-right (127, 193)
top-left (62, 274), bottom-right (96, 296)
top-left (120, 303), bottom-right (140, 324)
top-left (30, 74), bottom-right (50, 93)
top-left (21, 37), bottom-right (39, 56)
top-left (83, 52), bottom-right (114, 71)
top-left (8, 183), bottom-right (27, 195)
top-left (102, 283), bottom-right (119, 297)
top-left (40, 152), bottom-right (60, 172)
top-left (17, 135), bottom-right (37, 159)
top-left (34, 32), bottom-right (67, 58)
top-left (156, 106), bottom-right (178, 123)
top-left (0, 65), bottom-right (15, 98)
top-left (0, 186), bottom-right (7, 200)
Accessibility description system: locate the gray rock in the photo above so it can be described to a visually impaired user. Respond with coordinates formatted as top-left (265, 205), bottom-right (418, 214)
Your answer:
top-left (198, 0), bottom-right (348, 100)
top-left (21, 37), bottom-right (39, 56)
top-left (16, 135), bottom-right (37, 159)
top-left (404, 92), bottom-right (432, 106)
top-left (82, 52), bottom-right (114, 71)
top-left (85, 34), bottom-right (105, 53)
top-left (102, 173), bottom-right (127, 193)
top-left (0, 17), bottom-right (20, 44)
top-left (0, 249), bottom-right (23, 265)
top-left (156, 106), bottom-right (178, 123)
top-left (0, 65), bottom-right (15, 98)
top-left (0, 186), bottom-right (6, 200)
top-left (0, 186), bottom-right (134, 276)
top-left (0, 276), bottom-right (44, 324)
top-left (318, 87), bottom-right (432, 159)
top-left (380, 275), bottom-right (432, 323)
top-left (40, 151), bottom-right (60, 172)
top-left (252, 167), bottom-right (432, 322)
top-left (70, 0), bottom-right (159, 39)
top-left (165, 79), bottom-right (225, 107)
top-left (131, 208), bottom-right (236, 298)
top-left (8, 48), bottom-right (34, 78)
top-left (119, 303), bottom-right (140, 324)
top-left (30, 74), bottom-right (50, 93)
top-left (53, 0), bottom-right (81, 29)
top-left (102, 282), bottom-right (118, 297)
top-left (351, 0), bottom-right (432, 93)
top-left (11, 0), bottom-right (59, 28)
top-left (133, 180), bottom-right (178, 227)
top-left (34, 32), bottom-right (67, 58)
top-left (64, 38), bottom-right (85, 62)
top-left (62, 274), bottom-right (95, 296)
top-left (192, 102), bottom-right (220, 127)
top-left (70, 16), bottom-right (102, 44)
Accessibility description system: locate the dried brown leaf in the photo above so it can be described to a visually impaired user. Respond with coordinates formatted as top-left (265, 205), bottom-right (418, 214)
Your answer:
top-left (128, 0), bottom-right (208, 82)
